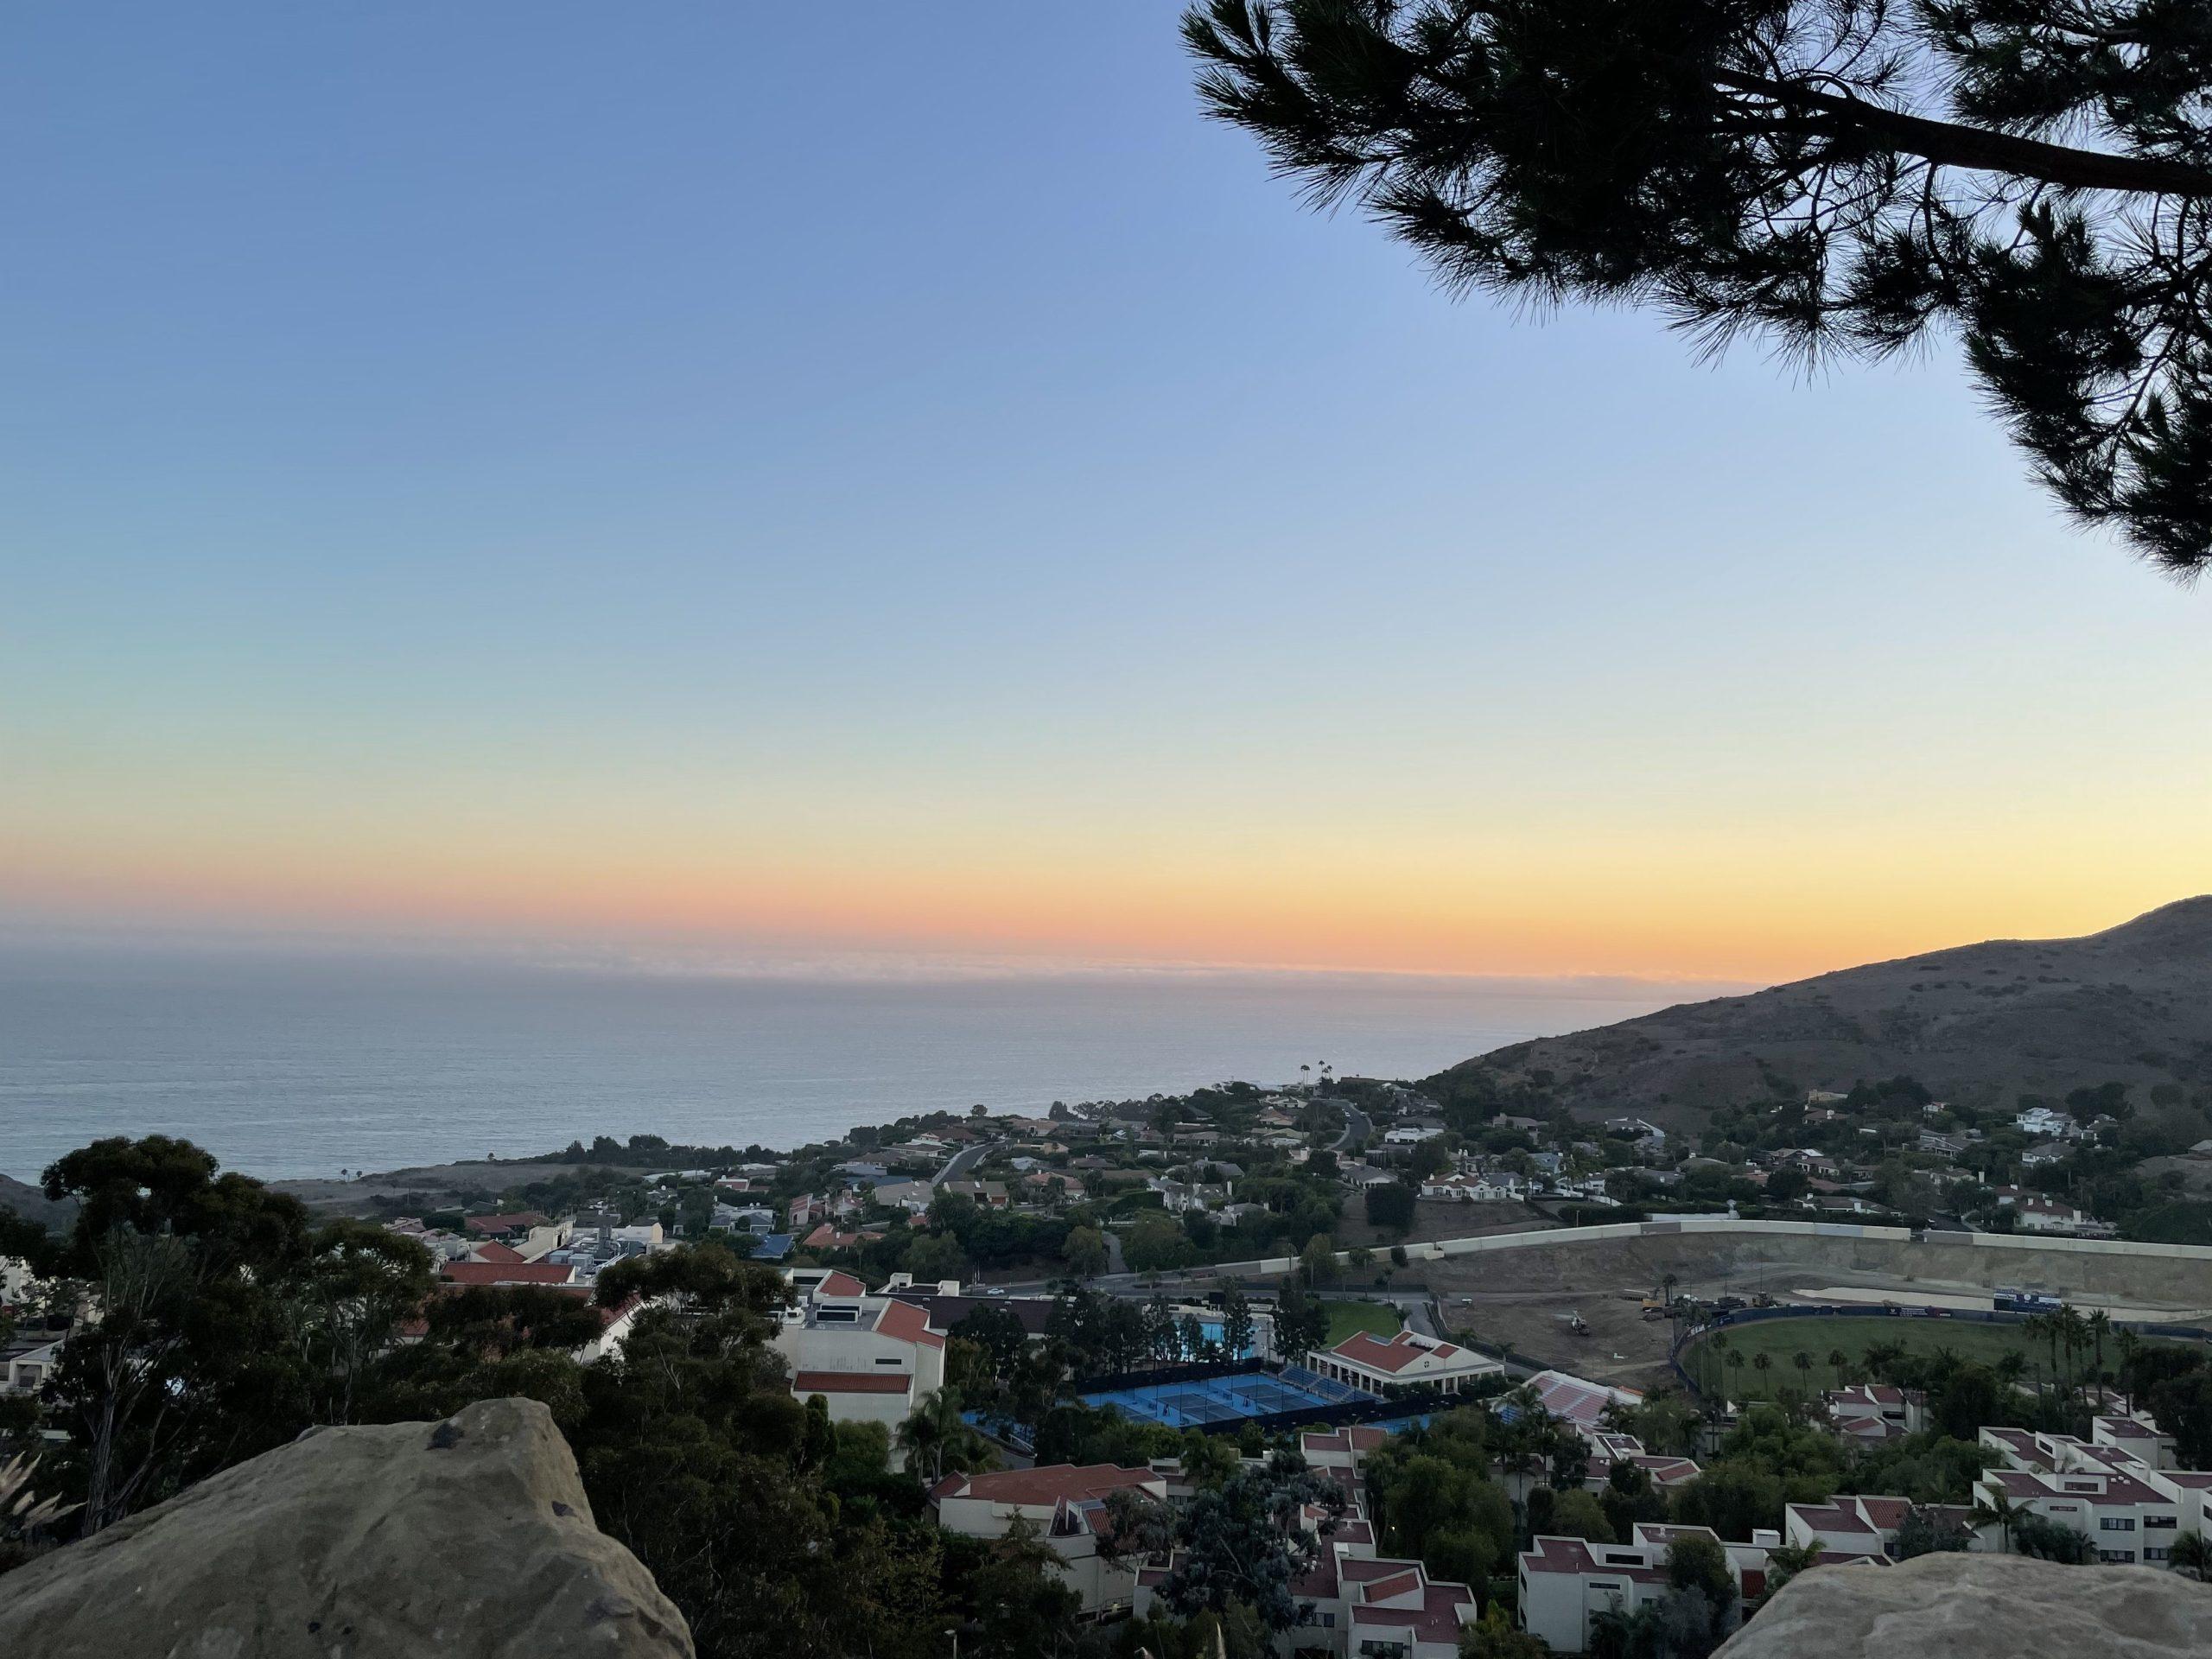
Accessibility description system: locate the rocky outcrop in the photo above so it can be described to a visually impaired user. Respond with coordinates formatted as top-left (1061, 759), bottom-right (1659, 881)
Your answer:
top-left (0, 1397), bottom-right (693, 1659)
top-left (1718, 1554), bottom-right (2212, 1658)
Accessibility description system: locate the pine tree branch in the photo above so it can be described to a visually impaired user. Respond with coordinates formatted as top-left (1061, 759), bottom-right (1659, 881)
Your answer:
top-left (1714, 70), bottom-right (2212, 197)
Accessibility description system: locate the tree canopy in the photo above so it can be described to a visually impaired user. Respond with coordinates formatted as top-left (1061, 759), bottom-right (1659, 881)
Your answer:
top-left (1185, 0), bottom-right (2212, 572)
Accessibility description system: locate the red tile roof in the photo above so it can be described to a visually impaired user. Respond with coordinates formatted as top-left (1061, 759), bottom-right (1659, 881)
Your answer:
top-left (791, 1370), bottom-right (913, 1395)
top-left (1794, 1504), bottom-right (1877, 1535)
top-left (471, 1242), bottom-right (524, 1263)
top-left (465, 1211), bottom-right (551, 1235)
top-left (931, 1464), bottom-right (1158, 1508)
top-left (1519, 1535), bottom-right (1666, 1583)
top-left (1343, 1558), bottom-right (1422, 1583)
top-left (439, 1261), bottom-right (576, 1287)
top-left (814, 1270), bottom-right (868, 1298)
top-left (873, 1296), bottom-right (946, 1350)
top-left (1361, 1568), bottom-right (1422, 1603)
top-left (1856, 1496), bottom-right (1912, 1530)
top-left (1330, 1330), bottom-right (1464, 1374)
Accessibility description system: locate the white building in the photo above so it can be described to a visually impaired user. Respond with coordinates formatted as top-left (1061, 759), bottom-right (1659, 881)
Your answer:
top-left (1990, 1187), bottom-right (2116, 1236)
top-left (1821, 1383), bottom-right (1927, 1444)
top-left (2015, 1106), bottom-right (2074, 1139)
top-left (930, 1463), bottom-right (1166, 1612)
top-left (774, 1268), bottom-right (947, 1460)
top-left (1974, 1426), bottom-right (2212, 1565)
top-left (1, 1332), bottom-right (61, 1395)
top-left (1306, 1329), bottom-right (1504, 1396)
top-left (1522, 1370), bottom-right (1644, 1440)
top-left (1420, 1172), bottom-right (1521, 1203)
top-left (1517, 1522), bottom-right (1776, 1654)
top-left (1783, 1494), bottom-right (1973, 1558)
top-left (1136, 1428), bottom-right (1478, 1657)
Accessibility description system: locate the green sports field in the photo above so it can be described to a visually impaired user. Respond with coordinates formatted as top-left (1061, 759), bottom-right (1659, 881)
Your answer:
top-left (1323, 1299), bottom-right (1402, 1346)
top-left (1681, 1315), bottom-right (2082, 1401)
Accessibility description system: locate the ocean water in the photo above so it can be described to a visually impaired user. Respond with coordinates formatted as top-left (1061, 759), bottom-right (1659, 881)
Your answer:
top-left (0, 944), bottom-right (1721, 1181)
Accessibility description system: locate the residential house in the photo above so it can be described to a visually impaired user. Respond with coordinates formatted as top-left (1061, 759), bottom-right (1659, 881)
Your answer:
top-left (868, 1179), bottom-right (935, 1213)
top-left (938, 1180), bottom-right (1009, 1209)
top-left (1337, 1163), bottom-right (1399, 1191)
top-left (1, 1332), bottom-right (62, 1395)
top-left (1420, 1172), bottom-right (1520, 1203)
top-left (1147, 1176), bottom-right (1231, 1215)
top-left (711, 1202), bottom-right (778, 1233)
top-left (463, 1211), bottom-right (570, 1260)
top-left (1990, 1187), bottom-right (2116, 1236)
top-left (1382, 1122), bottom-right (1446, 1145)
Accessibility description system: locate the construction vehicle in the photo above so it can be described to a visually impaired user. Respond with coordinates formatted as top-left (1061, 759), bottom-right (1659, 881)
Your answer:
top-left (1560, 1309), bottom-right (1590, 1336)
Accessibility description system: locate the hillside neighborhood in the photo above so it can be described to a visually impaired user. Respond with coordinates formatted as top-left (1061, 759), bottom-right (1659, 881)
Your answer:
top-left (10, 1065), bottom-right (2212, 1656)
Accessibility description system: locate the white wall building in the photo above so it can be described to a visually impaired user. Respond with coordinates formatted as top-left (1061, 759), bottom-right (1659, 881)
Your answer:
top-left (1306, 1329), bottom-right (1504, 1396)
top-left (1974, 1426), bottom-right (2212, 1565)
top-left (774, 1269), bottom-right (946, 1460)
top-left (1518, 1523), bottom-right (1778, 1653)
top-left (930, 1464), bottom-right (1165, 1612)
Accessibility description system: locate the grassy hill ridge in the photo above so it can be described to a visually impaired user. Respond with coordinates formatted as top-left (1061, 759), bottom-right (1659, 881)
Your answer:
top-left (1424, 897), bottom-right (2212, 1130)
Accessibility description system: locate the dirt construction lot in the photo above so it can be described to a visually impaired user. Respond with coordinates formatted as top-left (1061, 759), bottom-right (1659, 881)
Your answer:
top-left (1419, 1229), bottom-right (2212, 1391)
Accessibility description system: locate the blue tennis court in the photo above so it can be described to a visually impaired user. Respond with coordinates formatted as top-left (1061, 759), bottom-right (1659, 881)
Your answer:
top-left (1081, 1368), bottom-right (1376, 1428)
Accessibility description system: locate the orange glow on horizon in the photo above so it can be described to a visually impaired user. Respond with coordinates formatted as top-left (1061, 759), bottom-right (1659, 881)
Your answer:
top-left (5, 817), bottom-right (2201, 985)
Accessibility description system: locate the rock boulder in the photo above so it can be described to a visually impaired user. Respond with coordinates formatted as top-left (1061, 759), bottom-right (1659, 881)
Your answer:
top-left (1718, 1553), bottom-right (2212, 1659)
top-left (0, 1396), bottom-right (693, 1658)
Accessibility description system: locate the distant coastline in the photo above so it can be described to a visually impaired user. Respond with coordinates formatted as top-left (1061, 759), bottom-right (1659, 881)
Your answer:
top-left (0, 941), bottom-right (1728, 1183)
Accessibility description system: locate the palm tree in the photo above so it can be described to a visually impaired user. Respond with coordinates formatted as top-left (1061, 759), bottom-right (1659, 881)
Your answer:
top-left (1728, 1350), bottom-right (1747, 1398)
top-left (898, 1388), bottom-right (989, 1484)
top-left (1752, 1352), bottom-right (1774, 1396)
top-left (2168, 1529), bottom-right (2212, 1582)
top-left (1971, 1488), bottom-right (2022, 1555)
top-left (1588, 1597), bottom-right (1660, 1659)
top-left (1827, 1348), bottom-right (1848, 1389)
top-left (1994, 1351), bottom-right (2027, 1394)
top-left (2088, 1310), bottom-right (2112, 1408)
top-left (2117, 1329), bottom-right (2142, 1411)
top-left (1793, 1352), bottom-right (1815, 1398)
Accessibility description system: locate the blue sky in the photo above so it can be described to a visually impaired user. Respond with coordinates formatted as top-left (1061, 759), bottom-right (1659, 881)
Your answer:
top-left (3, 3), bottom-right (2204, 982)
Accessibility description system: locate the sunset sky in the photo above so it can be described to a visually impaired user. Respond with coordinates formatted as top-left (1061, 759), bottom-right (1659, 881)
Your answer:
top-left (3, 5), bottom-right (2206, 986)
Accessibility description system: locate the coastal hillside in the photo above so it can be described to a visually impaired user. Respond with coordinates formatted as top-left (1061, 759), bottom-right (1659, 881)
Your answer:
top-left (1427, 897), bottom-right (2212, 1127)
top-left (0, 1173), bottom-right (73, 1233)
